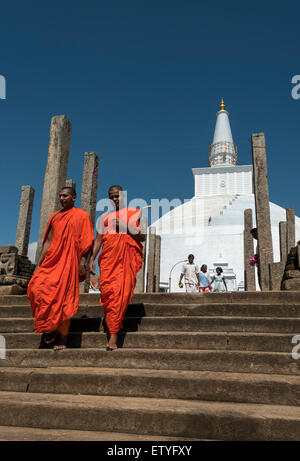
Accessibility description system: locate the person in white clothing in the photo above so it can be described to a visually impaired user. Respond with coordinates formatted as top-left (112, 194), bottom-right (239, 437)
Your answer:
top-left (178, 254), bottom-right (200, 292)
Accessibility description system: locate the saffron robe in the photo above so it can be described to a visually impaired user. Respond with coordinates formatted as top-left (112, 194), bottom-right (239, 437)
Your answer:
top-left (28, 207), bottom-right (94, 333)
top-left (99, 208), bottom-right (143, 335)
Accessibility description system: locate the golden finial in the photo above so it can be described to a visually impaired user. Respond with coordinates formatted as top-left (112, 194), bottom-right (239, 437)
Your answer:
top-left (220, 97), bottom-right (226, 111)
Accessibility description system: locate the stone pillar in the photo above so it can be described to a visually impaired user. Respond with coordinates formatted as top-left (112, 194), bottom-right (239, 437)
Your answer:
top-left (286, 208), bottom-right (295, 256)
top-left (65, 179), bottom-right (76, 190)
top-left (79, 152), bottom-right (99, 293)
top-left (154, 235), bottom-right (161, 292)
top-left (269, 262), bottom-right (285, 291)
top-left (251, 133), bottom-right (273, 291)
top-left (134, 216), bottom-right (148, 293)
top-left (15, 186), bottom-right (35, 257)
top-left (36, 115), bottom-right (72, 262)
top-left (279, 221), bottom-right (287, 263)
top-left (81, 152), bottom-right (99, 226)
top-left (146, 227), bottom-right (156, 293)
top-left (243, 209), bottom-right (256, 291)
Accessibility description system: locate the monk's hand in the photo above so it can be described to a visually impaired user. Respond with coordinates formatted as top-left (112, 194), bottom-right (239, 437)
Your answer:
top-left (79, 261), bottom-right (87, 277)
top-left (89, 260), bottom-right (96, 275)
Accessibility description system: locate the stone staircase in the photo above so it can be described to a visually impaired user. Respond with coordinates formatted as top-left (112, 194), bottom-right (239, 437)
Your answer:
top-left (0, 291), bottom-right (300, 440)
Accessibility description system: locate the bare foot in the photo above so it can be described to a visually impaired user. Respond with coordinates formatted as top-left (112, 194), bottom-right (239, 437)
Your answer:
top-left (106, 334), bottom-right (118, 351)
top-left (43, 330), bottom-right (57, 344)
top-left (54, 334), bottom-right (67, 351)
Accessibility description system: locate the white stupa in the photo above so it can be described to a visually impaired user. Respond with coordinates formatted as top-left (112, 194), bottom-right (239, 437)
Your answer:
top-left (152, 99), bottom-right (300, 291)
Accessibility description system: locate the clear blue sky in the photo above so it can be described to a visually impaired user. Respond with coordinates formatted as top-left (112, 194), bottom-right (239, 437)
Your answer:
top-left (0, 0), bottom-right (299, 248)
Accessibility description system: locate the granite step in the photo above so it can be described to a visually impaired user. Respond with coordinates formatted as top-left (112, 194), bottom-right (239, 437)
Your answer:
top-left (1, 367), bottom-right (300, 406)
top-left (1, 348), bottom-right (300, 375)
top-left (2, 316), bottom-right (300, 333)
top-left (0, 425), bottom-right (198, 441)
top-left (0, 391), bottom-right (300, 440)
top-left (1, 291), bottom-right (300, 306)
top-left (1, 303), bottom-right (300, 318)
top-left (1, 331), bottom-right (297, 352)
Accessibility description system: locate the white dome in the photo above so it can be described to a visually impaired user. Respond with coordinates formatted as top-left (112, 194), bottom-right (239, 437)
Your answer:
top-left (152, 194), bottom-right (300, 292)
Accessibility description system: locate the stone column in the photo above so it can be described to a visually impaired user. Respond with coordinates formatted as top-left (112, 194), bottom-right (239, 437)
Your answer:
top-left (251, 133), bottom-right (273, 290)
top-left (154, 235), bottom-right (161, 292)
top-left (146, 227), bottom-right (156, 293)
top-left (134, 216), bottom-right (148, 293)
top-left (279, 221), bottom-right (287, 263)
top-left (286, 208), bottom-right (295, 256)
top-left (243, 209), bottom-right (256, 291)
top-left (79, 152), bottom-right (99, 293)
top-left (65, 179), bottom-right (76, 190)
top-left (15, 186), bottom-right (35, 257)
top-left (81, 152), bottom-right (99, 226)
top-left (36, 115), bottom-right (72, 262)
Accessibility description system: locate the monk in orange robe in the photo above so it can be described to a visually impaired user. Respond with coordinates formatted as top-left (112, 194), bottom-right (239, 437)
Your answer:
top-left (27, 187), bottom-right (94, 351)
top-left (89, 185), bottom-right (145, 350)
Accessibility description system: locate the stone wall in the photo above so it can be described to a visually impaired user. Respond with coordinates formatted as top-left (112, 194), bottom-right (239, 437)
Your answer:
top-left (0, 246), bottom-right (35, 294)
top-left (282, 241), bottom-right (300, 290)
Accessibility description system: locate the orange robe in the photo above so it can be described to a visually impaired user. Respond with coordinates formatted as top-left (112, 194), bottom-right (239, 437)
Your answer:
top-left (99, 208), bottom-right (143, 335)
top-left (27, 207), bottom-right (94, 333)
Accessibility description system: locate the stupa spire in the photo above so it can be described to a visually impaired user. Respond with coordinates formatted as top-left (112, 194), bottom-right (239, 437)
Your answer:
top-left (208, 99), bottom-right (238, 167)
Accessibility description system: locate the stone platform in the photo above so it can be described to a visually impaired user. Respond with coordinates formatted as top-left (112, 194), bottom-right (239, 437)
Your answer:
top-left (0, 292), bottom-right (300, 440)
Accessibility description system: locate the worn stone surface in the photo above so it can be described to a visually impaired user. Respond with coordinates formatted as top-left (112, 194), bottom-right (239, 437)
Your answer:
top-left (36, 115), bottom-right (72, 263)
top-left (80, 152), bottom-right (99, 227)
top-left (0, 275), bottom-right (30, 287)
top-left (0, 284), bottom-right (25, 295)
top-left (286, 208), bottom-right (296, 256)
top-left (269, 262), bottom-right (285, 291)
top-left (135, 216), bottom-right (148, 293)
top-left (15, 186), bottom-right (35, 257)
top-left (243, 209), bottom-right (256, 291)
top-left (279, 221), bottom-right (287, 263)
top-left (146, 227), bottom-right (156, 292)
top-left (0, 246), bottom-right (34, 292)
top-left (251, 133), bottom-right (273, 290)
top-left (282, 278), bottom-right (300, 291)
top-left (285, 271), bottom-right (300, 279)
top-left (65, 179), bottom-right (76, 191)
top-left (154, 235), bottom-right (161, 292)
top-left (0, 247), bottom-right (18, 255)
top-left (0, 253), bottom-right (18, 276)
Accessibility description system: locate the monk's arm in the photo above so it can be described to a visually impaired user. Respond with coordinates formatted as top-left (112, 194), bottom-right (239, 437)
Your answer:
top-left (79, 250), bottom-right (92, 276)
top-left (89, 232), bottom-right (103, 275)
top-left (127, 218), bottom-right (146, 243)
top-left (35, 228), bottom-right (52, 270)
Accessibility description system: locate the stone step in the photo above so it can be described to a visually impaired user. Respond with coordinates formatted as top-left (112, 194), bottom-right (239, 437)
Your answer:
top-left (1, 367), bottom-right (300, 406)
top-left (1, 331), bottom-right (297, 352)
top-left (1, 291), bottom-right (300, 306)
top-left (2, 303), bottom-right (300, 318)
top-left (0, 425), bottom-right (198, 441)
top-left (1, 348), bottom-right (300, 375)
top-left (0, 391), bottom-right (300, 440)
top-left (2, 316), bottom-right (300, 333)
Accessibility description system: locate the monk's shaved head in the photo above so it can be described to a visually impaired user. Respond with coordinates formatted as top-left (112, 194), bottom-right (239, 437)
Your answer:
top-left (108, 185), bottom-right (123, 193)
top-left (60, 186), bottom-right (77, 197)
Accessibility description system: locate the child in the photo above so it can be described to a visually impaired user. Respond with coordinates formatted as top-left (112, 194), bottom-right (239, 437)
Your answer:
top-left (209, 267), bottom-right (227, 292)
top-left (199, 264), bottom-right (211, 293)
